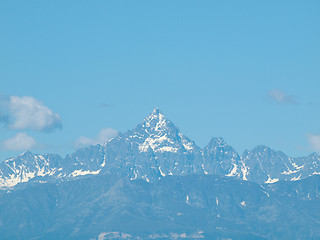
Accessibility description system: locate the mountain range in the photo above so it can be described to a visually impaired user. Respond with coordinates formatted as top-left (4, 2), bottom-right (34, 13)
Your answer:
top-left (1, 108), bottom-right (319, 188)
top-left (1, 109), bottom-right (320, 239)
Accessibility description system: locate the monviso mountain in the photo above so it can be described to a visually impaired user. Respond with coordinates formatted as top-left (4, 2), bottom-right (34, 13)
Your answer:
top-left (1, 109), bottom-right (320, 239)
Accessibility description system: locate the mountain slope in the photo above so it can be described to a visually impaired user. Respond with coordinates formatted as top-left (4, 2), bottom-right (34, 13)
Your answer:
top-left (1, 174), bottom-right (320, 239)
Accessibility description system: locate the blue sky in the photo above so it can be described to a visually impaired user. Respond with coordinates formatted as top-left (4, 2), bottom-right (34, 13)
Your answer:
top-left (0, 0), bottom-right (320, 161)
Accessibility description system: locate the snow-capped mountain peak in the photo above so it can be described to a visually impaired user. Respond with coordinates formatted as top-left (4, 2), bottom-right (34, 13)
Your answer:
top-left (131, 108), bottom-right (199, 154)
top-left (141, 108), bottom-right (174, 134)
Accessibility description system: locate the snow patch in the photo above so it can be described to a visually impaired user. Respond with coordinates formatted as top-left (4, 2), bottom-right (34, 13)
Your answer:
top-left (281, 169), bottom-right (299, 175)
top-left (201, 164), bottom-right (208, 175)
top-left (159, 166), bottom-right (166, 177)
top-left (141, 175), bottom-right (150, 182)
top-left (70, 169), bottom-right (101, 177)
top-left (241, 163), bottom-right (249, 181)
top-left (265, 175), bottom-right (279, 184)
top-left (179, 133), bottom-right (194, 151)
top-left (226, 163), bottom-right (238, 177)
top-left (291, 174), bottom-right (302, 181)
top-left (100, 159), bottom-right (106, 167)
top-left (130, 170), bottom-right (138, 180)
top-left (292, 162), bottom-right (304, 170)
top-left (158, 146), bottom-right (178, 153)
top-left (138, 135), bottom-right (178, 153)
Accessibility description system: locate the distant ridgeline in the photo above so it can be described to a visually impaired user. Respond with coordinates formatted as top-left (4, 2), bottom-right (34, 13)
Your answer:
top-left (1, 108), bottom-right (320, 189)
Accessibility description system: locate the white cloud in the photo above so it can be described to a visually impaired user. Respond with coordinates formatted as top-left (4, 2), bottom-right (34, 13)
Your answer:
top-left (74, 128), bottom-right (118, 148)
top-left (0, 95), bottom-right (62, 131)
top-left (267, 89), bottom-right (299, 105)
top-left (307, 134), bottom-right (320, 152)
top-left (0, 133), bottom-right (37, 151)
